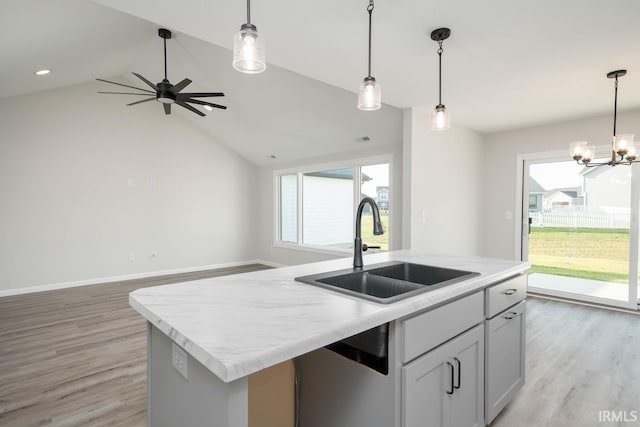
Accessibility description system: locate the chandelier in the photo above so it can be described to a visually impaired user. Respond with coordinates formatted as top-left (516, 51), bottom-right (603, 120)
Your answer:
top-left (570, 70), bottom-right (635, 167)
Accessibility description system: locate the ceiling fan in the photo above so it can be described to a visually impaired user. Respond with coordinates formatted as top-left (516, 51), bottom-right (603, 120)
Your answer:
top-left (97, 28), bottom-right (227, 117)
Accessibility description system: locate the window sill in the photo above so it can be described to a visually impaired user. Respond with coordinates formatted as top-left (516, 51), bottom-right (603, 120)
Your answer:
top-left (273, 242), bottom-right (353, 258)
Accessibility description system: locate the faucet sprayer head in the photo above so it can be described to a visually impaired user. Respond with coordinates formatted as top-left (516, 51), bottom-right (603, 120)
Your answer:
top-left (374, 220), bottom-right (384, 235)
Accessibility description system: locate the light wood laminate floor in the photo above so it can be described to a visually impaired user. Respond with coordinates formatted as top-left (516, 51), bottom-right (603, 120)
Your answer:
top-left (0, 264), bottom-right (271, 427)
top-left (492, 297), bottom-right (640, 427)
top-left (2, 275), bottom-right (639, 427)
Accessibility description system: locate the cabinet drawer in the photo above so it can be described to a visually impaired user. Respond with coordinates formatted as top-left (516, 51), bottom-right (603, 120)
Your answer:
top-left (485, 274), bottom-right (527, 318)
top-left (401, 291), bottom-right (484, 363)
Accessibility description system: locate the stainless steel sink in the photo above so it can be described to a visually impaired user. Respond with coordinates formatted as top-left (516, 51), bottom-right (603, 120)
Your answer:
top-left (295, 261), bottom-right (479, 304)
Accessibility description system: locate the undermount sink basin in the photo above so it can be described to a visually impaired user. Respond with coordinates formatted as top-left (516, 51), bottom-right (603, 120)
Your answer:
top-left (295, 261), bottom-right (479, 304)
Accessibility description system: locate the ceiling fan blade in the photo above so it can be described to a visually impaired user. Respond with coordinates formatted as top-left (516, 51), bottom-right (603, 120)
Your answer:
top-left (176, 100), bottom-right (205, 117)
top-left (184, 98), bottom-right (228, 110)
top-left (96, 78), bottom-right (155, 94)
top-left (126, 97), bottom-right (156, 106)
top-left (132, 72), bottom-right (159, 91)
top-left (163, 103), bottom-right (171, 115)
top-left (177, 92), bottom-right (225, 98)
top-left (98, 91), bottom-right (153, 95)
top-left (170, 78), bottom-right (192, 95)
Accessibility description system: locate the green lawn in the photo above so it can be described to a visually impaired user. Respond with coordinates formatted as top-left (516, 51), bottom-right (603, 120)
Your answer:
top-left (360, 212), bottom-right (389, 251)
top-left (528, 227), bottom-right (629, 283)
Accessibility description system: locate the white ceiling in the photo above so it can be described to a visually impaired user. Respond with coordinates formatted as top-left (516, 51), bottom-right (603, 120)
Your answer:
top-left (2, 0), bottom-right (640, 164)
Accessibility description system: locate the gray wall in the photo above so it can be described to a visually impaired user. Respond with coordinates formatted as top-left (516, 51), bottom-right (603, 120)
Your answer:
top-left (0, 81), bottom-right (259, 291)
top-left (403, 106), bottom-right (484, 256)
top-left (482, 108), bottom-right (640, 259)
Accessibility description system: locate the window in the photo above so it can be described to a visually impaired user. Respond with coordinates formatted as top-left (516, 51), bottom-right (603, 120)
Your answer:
top-left (276, 160), bottom-right (390, 253)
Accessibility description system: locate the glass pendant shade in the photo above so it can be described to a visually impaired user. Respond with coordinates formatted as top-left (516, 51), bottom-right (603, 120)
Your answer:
top-left (570, 141), bottom-right (588, 159)
top-left (613, 134), bottom-right (634, 154)
top-left (625, 142), bottom-right (639, 161)
top-left (581, 145), bottom-right (596, 163)
top-left (430, 105), bottom-right (450, 130)
top-left (358, 77), bottom-right (381, 111)
top-left (233, 24), bottom-right (266, 74)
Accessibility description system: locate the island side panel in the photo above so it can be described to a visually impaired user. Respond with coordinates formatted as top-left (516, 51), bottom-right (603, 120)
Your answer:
top-left (148, 323), bottom-right (248, 427)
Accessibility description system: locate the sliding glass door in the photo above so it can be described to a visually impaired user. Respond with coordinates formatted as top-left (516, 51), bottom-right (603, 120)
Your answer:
top-left (522, 155), bottom-right (639, 310)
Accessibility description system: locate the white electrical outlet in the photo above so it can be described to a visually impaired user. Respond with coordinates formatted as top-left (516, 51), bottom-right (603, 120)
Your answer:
top-left (127, 178), bottom-right (134, 187)
top-left (172, 343), bottom-right (188, 380)
top-left (151, 251), bottom-right (158, 259)
top-left (129, 253), bottom-right (135, 261)
top-left (150, 179), bottom-right (157, 189)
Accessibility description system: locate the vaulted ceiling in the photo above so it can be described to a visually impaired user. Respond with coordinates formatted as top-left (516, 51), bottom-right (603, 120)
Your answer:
top-left (2, 0), bottom-right (639, 164)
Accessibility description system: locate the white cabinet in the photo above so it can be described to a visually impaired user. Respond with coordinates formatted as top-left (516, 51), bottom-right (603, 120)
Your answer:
top-left (403, 324), bottom-right (484, 427)
top-left (485, 300), bottom-right (526, 424)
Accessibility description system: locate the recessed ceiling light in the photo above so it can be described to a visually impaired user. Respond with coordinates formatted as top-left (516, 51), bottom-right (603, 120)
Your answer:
top-left (203, 105), bottom-right (213, 111)
top-left (34, 69), bottom-right (51, 76)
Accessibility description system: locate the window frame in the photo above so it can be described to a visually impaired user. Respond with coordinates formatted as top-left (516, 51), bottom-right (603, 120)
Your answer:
top-left (273, 155), bottom-right (392, 256)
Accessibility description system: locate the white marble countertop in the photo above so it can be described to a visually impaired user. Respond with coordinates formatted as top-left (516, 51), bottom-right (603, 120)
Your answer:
top-left (129, 250), bottom-right (529, 383)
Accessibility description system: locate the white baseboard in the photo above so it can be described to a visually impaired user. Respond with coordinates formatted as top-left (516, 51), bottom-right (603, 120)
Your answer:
top-left (0, 259), bottom-right (281, 298)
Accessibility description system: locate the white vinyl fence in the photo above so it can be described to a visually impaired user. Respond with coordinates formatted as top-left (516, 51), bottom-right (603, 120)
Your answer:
top-left (530, 210), bottom-right (630, 229)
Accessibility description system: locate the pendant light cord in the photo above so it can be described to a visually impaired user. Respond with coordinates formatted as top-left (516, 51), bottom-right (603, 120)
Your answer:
top-left (247, 0), bottom-right (251, 25)
top-left (613, 76), bottom-right (618, 136)
top-left (367, 0), bottom-right (374, 78)
top-left (437, 40), bottom-right (443, 105)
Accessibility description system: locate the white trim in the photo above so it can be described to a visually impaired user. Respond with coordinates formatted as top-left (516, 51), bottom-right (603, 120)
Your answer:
top-left (529, 293), bottom-right (640, 315)
top-left (529, 287), bottom-right (638, 311)
top-left (255, 259), bottom-right (287, 268)
top-left (272, 241), bottom-right (351, 257)
top-left (0, 259), bottom-right (275, 298)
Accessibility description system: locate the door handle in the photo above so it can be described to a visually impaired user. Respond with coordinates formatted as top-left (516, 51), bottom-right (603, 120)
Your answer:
top-left (528, 217), bottom-right (532, 235)
top-left (446, 361), bottom-right (454, 395)
top-left (453, 357), bottom-right (461, 390)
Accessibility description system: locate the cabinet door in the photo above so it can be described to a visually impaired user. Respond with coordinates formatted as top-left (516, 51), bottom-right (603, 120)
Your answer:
top-left (403, 325), bottom-right (485, 427)
top-left (402, 343), bottom-right (452, 427)
top-left (449, 325), bottom-right (484, 427)
top-left (485, 300), bottom-right (526, 423)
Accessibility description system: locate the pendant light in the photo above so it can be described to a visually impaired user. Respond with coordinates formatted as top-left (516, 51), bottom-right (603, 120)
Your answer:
top-left (357, 0), bottom-right (381, 111)
top-left (430, 28), bottom-right (451, 130)
top-left (570, 70), bottom-right (637, 167)
top-left (233, 0), bottom-right (266, 74)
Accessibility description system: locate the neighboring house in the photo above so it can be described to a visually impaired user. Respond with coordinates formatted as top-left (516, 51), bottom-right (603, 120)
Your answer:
top-left (528, 178), bottom-right (545, 212)
top-left (580, 165), bottom-right (631, 211)
top-left (376, 186), bottom-right (389, 210)
top-left (543, 188), bottom-right (583, 210)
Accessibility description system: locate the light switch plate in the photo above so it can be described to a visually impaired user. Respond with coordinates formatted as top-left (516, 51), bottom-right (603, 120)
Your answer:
top-left (171, 343), bottom-right (188, 380)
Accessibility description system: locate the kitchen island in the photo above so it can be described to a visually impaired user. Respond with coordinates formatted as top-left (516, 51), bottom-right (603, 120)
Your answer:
top-left (130, 250), bottom-right (529, 427)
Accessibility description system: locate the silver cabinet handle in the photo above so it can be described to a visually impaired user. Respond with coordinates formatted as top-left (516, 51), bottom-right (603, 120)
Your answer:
top-left (502, 288), bottom-right (518, 295)
top-left (503, 311), bottom-right (518, 320)
top-left (453, 357), bottom-right (461, 390)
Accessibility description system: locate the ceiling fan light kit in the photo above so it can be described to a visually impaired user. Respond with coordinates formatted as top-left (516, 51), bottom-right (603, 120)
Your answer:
top-left (357, 0), bottom-right (381, 111)
top-left (233, 0), bottom-right (266, 74)
top-left (570, 70), bottom-right (636, 167)
top-left (97, 28), bottom-right (227, 117)
top-left (430, 27), bottom-right (451, 130)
